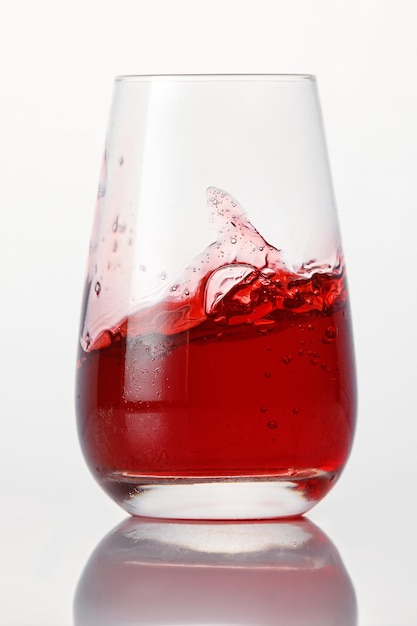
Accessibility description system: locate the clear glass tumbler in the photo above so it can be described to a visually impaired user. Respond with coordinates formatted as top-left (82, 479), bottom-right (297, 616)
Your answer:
top-left (76, 74), bottom-right (356, 518)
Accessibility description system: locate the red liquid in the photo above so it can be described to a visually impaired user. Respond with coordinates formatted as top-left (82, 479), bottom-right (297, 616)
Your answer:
top-left (76, 188), bottom-right (356, 507)
top-left (76, 269), bottom-right (356, 483)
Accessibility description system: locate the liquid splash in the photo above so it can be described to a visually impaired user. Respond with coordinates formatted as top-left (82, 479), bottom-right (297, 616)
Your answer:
top-left (83, 187), bottom-right (345, 350)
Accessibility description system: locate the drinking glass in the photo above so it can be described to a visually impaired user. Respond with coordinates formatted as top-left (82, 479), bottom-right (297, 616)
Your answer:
top-left (76, 74), bottom-right (356, 518)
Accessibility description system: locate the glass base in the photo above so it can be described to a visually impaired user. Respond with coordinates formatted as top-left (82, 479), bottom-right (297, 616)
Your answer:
top-left (101, 470), bottom-right (337, 519)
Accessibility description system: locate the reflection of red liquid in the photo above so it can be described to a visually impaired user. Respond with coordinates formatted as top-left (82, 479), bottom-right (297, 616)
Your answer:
top-left (76, 268), bottom-right (356, 493)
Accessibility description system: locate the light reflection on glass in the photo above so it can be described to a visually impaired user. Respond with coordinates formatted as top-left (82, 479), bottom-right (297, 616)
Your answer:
top-left (74, 516), bottom-right (357, 625)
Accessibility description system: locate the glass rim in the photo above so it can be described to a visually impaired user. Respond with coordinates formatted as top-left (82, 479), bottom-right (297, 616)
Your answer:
top-left (115, 73), bottom-right (316, 83)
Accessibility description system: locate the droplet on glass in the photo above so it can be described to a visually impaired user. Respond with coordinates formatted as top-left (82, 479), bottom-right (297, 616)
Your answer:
top-left (267, 420), bottom-right (278, 429)
top-left (281, 355), bottom-right (293, 365)
top-left (260, 406), bottom-right (267, 413)
top-left (94, 282), bottom-right (101, 295)
top-left (264, 371), bottom-right (272, 378)
top-left (160, 272), bottom-right (167, 280)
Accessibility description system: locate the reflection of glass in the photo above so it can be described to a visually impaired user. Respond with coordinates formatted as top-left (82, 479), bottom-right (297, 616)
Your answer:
top-left (74, 517), bottom-right (357, 625)
top-left (76, 75), bottom-right (356, 518)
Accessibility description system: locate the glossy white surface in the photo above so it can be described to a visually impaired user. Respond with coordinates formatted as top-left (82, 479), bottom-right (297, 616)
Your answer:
top-left (1, 1), bottom-right (416, 624)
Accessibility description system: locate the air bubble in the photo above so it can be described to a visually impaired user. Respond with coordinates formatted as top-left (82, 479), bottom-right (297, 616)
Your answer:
top-left (307, 324), bottom-right (314, 331)
top-left (140, 265), bottom-right (146, 272)
top-left (171, 284), bottom-right (178, 292)
top-left (325, 325), bottom-right (337, 340)
top-left (160, 272), bottom-right (167, 280)
top-left (119, 156), bottom-right (124, 166)
top-left (261, 267), bottom-right (275, 278)
top-left (94, 282), bottom-right (101, 295)
top-left (230, 237), bottom-right (237, 244)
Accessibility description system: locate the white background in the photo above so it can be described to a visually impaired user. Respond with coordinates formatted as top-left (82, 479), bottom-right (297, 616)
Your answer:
top-left (1, 1), bottom-right (416, 624)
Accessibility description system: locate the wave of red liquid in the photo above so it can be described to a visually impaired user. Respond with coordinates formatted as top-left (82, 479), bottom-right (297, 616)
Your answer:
top-left (76, 268), bottom-right (356, 483)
